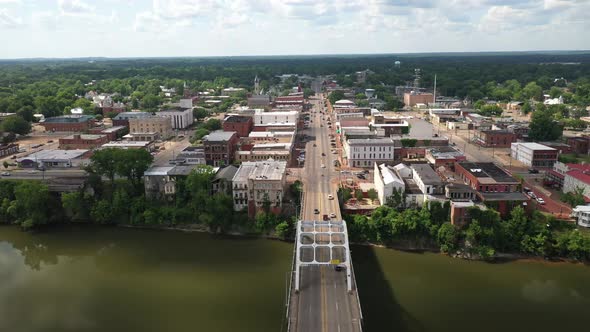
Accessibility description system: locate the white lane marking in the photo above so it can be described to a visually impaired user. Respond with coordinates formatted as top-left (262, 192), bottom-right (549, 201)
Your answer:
top-left (338, 324), bottom-right (341, 332)
top-left (336, 301), bottom-right (339, 311)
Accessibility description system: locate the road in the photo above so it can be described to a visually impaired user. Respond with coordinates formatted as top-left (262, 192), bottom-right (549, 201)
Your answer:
top-left (2, 169), bottom-right (88, 179)
top-left (292, 94), bottom-right (362, 332)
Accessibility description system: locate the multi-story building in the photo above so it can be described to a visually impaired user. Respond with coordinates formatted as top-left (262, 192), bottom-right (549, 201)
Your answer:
top-left (425, 146), bottom-right (466, 170)
top-left (223, 115), bottom-right (253, 137)
top-left (404, 92), bottom-right (434, 107)
top-left (211, 165), bottom-right (238, 195)
top-left (231, 160), bottom-right (287, 217)
top-left (566, 136), bottom-right (590, 154)
top-left (411, 164), bottom-right (445, 195)
top-left (88, 126), bottom-right (128, 141)
top-left (248, 95), bottom-right (271, 109)
top-left (511, 142), bottom-right (558, 168)
top-left (129, 116), bottom-right (173, 139)
top-left (571, 205), bottom-right (590, 228)
top-left (373, 163), bottom-right (405, 205)
top-left (563, 168), bottom-right (590, 198)
top-left (158, 108), bottom-right (194, 129)
top-left (546, 162), bottom-right (590, 189)
top-left (455, 162), bottom-right (528, 217)
top-left (203, 130), bottom-right (239, 167)
top-left (343, 138), bottom-right (396, 168)
top-left (173, 146), bottom-right (206, 165)
top-left (102, 141), bottom-right (156, 151)
top-left (253, 110), bottom-right (299, 125)
top-left (112, 112), bottom-right (151, 128)
top-left (235, 131), bottom-right (294, 163)
top-left (474, 130), bottom-right (517, 148)
top-left (0, 143), bottom-right (19, 157)
top-left (59, 134), bottom-right (109, 150)
top-left (370, 114), bottom-right (409, 136)
top-left (40, 115), bottom-right (96, 132)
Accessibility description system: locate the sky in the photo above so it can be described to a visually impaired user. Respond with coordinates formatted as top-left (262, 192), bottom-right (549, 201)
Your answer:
top-left (0, 0), bottom-right (589, 58)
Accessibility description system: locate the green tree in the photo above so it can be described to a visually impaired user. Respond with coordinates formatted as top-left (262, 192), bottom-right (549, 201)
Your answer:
top-left (142, 94), bottom-right (161, 110)
top-left (561, 187), bottom-right (585, 207)
top-left (328, 91), bottom-right (345, 105)
top-left (3, 161), bottom-right (8, 169)
top-left (367, 188), bottom-right (378, 201)
top-left (437, 222), bottom-right (458, 253)
top-left (2, 116), bottom-right (31, 135)
top-left (90, 148), bottom-right (119, 185)
top-left (12, 181), bottom-right (51, 229)
top-left (114, 149), bottom-right (154, 190)
top-left (522, 82), bottom-right (543, 101)
top-left (528, 109), bottom-right (562, 141)
top-left (478, 105), bottom-right (503, 117)
top-left (355, 189), bottom-right (364, 201)
top-left (193, 108), bottom-right (209, 121)
top-left (203, 118), bottom-right (221, 131)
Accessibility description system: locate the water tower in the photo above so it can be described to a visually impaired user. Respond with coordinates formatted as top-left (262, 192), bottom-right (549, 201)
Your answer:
top-left (365, 88), bottom-right (375, 99)
top-left (394, 60), bottom-right (401, 68)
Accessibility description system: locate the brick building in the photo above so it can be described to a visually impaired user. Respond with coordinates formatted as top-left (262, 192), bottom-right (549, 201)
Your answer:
top-left (112, 112), bottom-right (151, 128)
top-left (59, 134), bottom-right (109, 150)
top-left (129, 116), bottom-right (173, 139)
top-left (455, 162), bottom-right (528, 217)
top-left (474, 130), bottom-right (517, 147)
top-left (0, 143), bottom-right (19, 157)
top-left (223, 115), bottom-right (253, 137)
top-left (566, 136), bottom-right (590, 154)
top-left (203, 130), bottom-right (239, 167)
top-left (403, 92), bottom-right (434, 107)
top-left (88, 126), bottom-right (128, 141)
top-left (40, 115), bottom-right (96, 132)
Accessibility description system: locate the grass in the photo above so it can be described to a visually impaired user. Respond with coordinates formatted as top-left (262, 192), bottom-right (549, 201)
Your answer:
top-left (559, 153), bottom-right (590, 164)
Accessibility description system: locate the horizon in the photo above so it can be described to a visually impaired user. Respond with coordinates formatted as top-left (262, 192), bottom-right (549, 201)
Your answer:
top-left (0, 0), bottom-right (589, 59)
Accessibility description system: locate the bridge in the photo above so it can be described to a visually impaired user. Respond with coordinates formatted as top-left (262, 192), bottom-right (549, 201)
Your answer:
top-left (285, 94), bottom-right (363, 332)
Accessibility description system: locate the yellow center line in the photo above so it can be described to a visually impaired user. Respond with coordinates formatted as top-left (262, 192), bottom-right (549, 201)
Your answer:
top-left (321, 265), bottom-right (328, 332)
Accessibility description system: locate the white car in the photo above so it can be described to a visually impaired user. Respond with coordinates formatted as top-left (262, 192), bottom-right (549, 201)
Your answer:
top-left (328, 194), bottom-right (334, 200)
top-left (536, 197), bottom-right (545, 205)
top-left (329, 213), bottom-right (336, 218)
top-left (321, 164), bottom-right (326, 168)
top-left (1, 172), bottom-right (10, 176)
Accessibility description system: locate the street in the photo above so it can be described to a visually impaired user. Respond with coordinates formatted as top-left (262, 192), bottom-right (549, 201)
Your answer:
top-left (292, 94), bottom-right (361, 332)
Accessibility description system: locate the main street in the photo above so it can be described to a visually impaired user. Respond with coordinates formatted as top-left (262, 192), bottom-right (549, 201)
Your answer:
top-left (291, 94), bottom-right (361, 332)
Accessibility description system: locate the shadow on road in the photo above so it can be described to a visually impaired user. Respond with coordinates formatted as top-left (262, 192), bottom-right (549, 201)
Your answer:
top-left (352, 245), bottom-right (425, 332)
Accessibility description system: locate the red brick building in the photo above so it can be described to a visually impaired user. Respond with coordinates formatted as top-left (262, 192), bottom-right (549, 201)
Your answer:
top-left (566, 136), bottom-right (590, 154)
top-left (223, 115), bottom-right (253, 138)
top-left (89, 126), bottom-right (128, 141)
top-left (0, 143), bottom-right (19, 157)
top-left (475, 130), bottom-right (517, 147)
top-left (203, 130), bottom-right (239, 167)
top-left (40, 115), bottom-right (96, 132)
top-left (455, 162), bottom-right (528, 217)
top-left (59, 134), bottom-right (109, 150)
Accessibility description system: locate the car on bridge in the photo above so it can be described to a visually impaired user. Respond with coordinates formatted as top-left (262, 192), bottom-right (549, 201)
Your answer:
top-left (329, 213), bottom-right (336, 218)
top-left (328, 194), bottom-right (334, 200)
top-left (314, 208), bottom-right (319, 214)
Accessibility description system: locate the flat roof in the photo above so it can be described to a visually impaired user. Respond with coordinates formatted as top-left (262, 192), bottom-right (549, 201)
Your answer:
top-left (348, 138), bottom-right (395, 145)
top-left (17, 149), bottom-right (88, 161)
top-left (233, 160), bottom-right (287, 182)
top-left (42, 115), bottom-right (94, 123)
top-left (224, 115), bottom-right (252, 123)
top-left (101, 126), bottom-right (127, 133)
top-left (144, 166), bottom-right (174, 176)
top-left (62, 134), bottom-right (105, 140)
top-left (479, 192), bottom-right (529, 201)
top-left (203, 130), bottom-right (236, 142)
top-left (512, 142), bottom-right (556, 151)
top-left (113, 112), bottom-right (151, 120)
top-left (411, 164), bottom-right (443, 185)
top-left (102, 141), bottom-right (152, 147)
top-left (457, 162), bottom-right (518, 183)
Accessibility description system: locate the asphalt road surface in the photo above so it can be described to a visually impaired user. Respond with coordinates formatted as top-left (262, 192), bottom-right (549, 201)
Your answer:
top-left (291, 95), bottom-right (362, 332)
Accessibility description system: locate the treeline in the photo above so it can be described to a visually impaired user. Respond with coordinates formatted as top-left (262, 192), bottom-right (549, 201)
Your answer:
top-left (0, 149), bottom-right (292, 235)
top-left (347, 202), bottom-right (590, 261)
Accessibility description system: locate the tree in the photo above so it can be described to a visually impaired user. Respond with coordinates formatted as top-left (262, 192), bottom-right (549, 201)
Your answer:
top-left (303, 88), bottom-right (315, 99)
top-left (2, 116), bottom-right (31, 135)
top-left (328, 91), bottom-right (345, 105)
top-left (355, 189), bottom-right (364, 201)
top-left (521, 101), bottom-right (532, 114)
top-left (90, 148), bottom-right (119, 185)
top-left (193, 108), bottom-right (209, 121)
top-left (385, 188), bottom-right (406, 210)
top-left (478, 105), bottom-right (503, 117)
top-left (114, 149), bottom-right (154, 189)
top-left (367, 188), bottom-right (378, 201)
top-left (203, 118), bottom-right (221, 131)
top-left (562, 187), bottom-right (586, 207)
top-left (528, 109), bottom-right (562, 141)
top-left (437, 222), bottom-right (458, 253)
top-left (142, 94), bottom-right (161, 110)
top-left (522, 82), bottom-right (543, 101)
top-left (3, 161), bottom-right (8, 169)
top-left (12, 181), bottom-right (51, 229)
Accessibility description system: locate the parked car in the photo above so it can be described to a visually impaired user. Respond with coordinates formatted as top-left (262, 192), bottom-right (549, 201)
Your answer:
top-left (328, 194), bottom-right (334, 200)
top-left (334, 265), bottom-right (343, 272)
top-left (528, 169), bottom-right (539, 174)
top-left (47, 140), bottom-right (54, 143)
top-left (1, 172), bottom-right (10, 176)
top-left (321, 164), bottom-right (326, 168)
top-left (536, 197), bottom-right (545, 205)
top-left (329, 213), bottom-right (336, 218)
top-left (314, 208), bottom-right (320, 214)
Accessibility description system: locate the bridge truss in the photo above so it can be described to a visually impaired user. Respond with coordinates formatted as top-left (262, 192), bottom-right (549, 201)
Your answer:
top-left (294, 219), bottom-right (352, 292)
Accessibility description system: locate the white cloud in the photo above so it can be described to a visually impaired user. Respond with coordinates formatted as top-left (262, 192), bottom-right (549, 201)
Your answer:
top-left (58, 0), bottom-right (95, 16)
top-left (32, 11), bottom-right (58, 29)
top-left (0, 8), bottom-right (23, 28)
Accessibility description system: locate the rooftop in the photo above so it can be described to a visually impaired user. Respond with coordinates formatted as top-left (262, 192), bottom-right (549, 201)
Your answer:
top-left (102, 141), bottom-right (152, 148)
top-left (214, 165), bottom-right (239, 181)
top-left (113, 112), bottom-right (152, 120)
top-left (479, 192), bottom-right (529, 201)
top-left (457, 162), bottom-right (518, 183)
top-left (233, 160), bottom-right (287, 182)
top-left (378, 164), bottom-right (404, 187)
top-left (100, 126), bottom-right (127, 133)
top-left (144, 166), bottom-right (175, 176)
top-left (42, 115), bottom-right (94, 123)
top-left (203, 130), bottom-right (237, 142)
top-left (566, 169), bottom-right (590, 185)
top-left (512, 142), bottom-right (556, 151)
top-left (224, 115), bottom-right (252, 123)
top-left (411, 164), bottom-right (443, 185)
top-left (62, 134), bottom-right (105, 140)
top-left (347, 138), bottom-right (395, 146)
top-left (17, 149), bottom-right (89, 161)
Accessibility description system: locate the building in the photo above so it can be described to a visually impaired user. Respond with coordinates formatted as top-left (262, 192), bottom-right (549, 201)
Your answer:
top-left (58, 134), bottom-right (109, 150)
top-left (123, 132), bottom-right (160, 142)
top-left (404, 92), bottom-right (434, 107)
top-left (112, 112), bottom-right (152, 128)
top-left (475, 130), bottom-right (517, 148)
top-left (158, 108), bottom-right (194, 129)
top-left (0, 143), bottom-right (19, 157)
top-left (426, 146), bottom-right (466, 170)
top-left (571, 205), bottom-right (590, 227)
top-left (231, 160), bottom-right (287, 217)
top-left (450, 201), bottom-right (487, 226)
top-left (129, 116), bottom-right (173, 139)
top-left (203, 130), bottom-right (239, 167)
top-left (144, 164), bottom-right (203, 199)
top-left (455, 162), bottom-right (528, 217)
top-left (274, 96), bottom-right (304, 108)
top-left (373, 163), bottom-right (405, 205)
top-left (445, 183), bottom-right (477, 201)
top-left (511, 142), bottom-right (558, 168)
top-left (88, 126), bottom-right (128, 141)
top-left (173, 146), bottom-right (206, 165)
top-left (223, 115), bottom-right (253, 138)
top-left (333, 99), bottom-right (357, 109)
top-left (563, 169), bottom-right (590, 199)
top-left (40, 115), bottom-right (96, 132)
top-left (212, 165), bottom-right (238, 195)
top-left (221, 87), bottom-right (246, 96)
top-left (248, 95), bottom-right (271, 109)
top-left (17, 149), bottom-right (90, 169)
top-left (343, 138), bottom-right (396, 168)
top-left (566, 136), bottom-right (590, 154)
top-left (370, 115), bottom-right (410, 136)
top-left (101, 141), bottom-right (155, 151)
top-left (411, 164), bottom-right (444, 195)
top-left (546, 162), bottom-right (590, 189)
top-left (253, 110), bottom-right (299, 126)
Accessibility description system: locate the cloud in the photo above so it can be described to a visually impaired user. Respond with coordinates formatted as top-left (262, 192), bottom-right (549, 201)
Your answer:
top-left (32, 11), bottom-right (58, 29)
top-left (58, 0), bottom-right (95, 16)
top-left (0, 8), bottom-right (23, 28)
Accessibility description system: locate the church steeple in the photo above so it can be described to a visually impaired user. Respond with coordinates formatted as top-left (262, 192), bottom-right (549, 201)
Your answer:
top-left (254, 75), bottom-right (260, 95)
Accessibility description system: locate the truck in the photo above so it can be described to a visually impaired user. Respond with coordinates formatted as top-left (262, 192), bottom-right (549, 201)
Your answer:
top-left (322, 214), bottom-right (329, 221)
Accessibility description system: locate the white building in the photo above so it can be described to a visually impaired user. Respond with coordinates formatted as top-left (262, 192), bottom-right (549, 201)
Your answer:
top-left (344, 138), bottom-right (396, 168)
top-left (16, 149), bottom-right (90, 169)
top-left (571, 205), bottom-right (590, 227)
top-left (373, 163), bottom-right (405, 205)
top-left (511, 142), bottom-right (557, 168)
top-left (563, 169), bottom-right (590, 198)
top-left (253, 109), bottom-right (299, 125)
top-left (231, 160), bottom-right (287, 214)
top-left (411, 164), bottom-right (445, 195)
top-left (159, 108), bottom-right (194, 129)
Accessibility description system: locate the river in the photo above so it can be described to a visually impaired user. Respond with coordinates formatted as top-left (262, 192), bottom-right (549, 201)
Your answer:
top-left (1, 226), bottom-right (589, 332)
